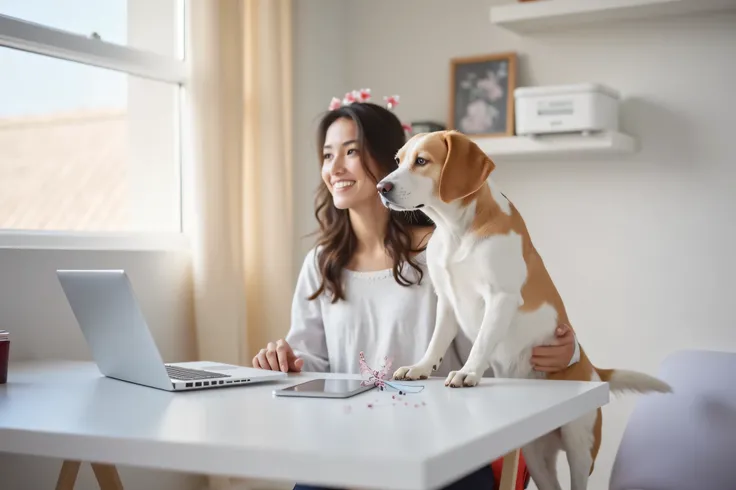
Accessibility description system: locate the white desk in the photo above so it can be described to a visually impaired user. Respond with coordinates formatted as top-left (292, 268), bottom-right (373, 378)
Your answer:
top-left (0, 361), bottom-right (609, 490)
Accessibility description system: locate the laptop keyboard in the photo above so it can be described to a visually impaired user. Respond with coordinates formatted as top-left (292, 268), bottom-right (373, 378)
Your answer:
top-left (166, 365), bottom-right (231, 381)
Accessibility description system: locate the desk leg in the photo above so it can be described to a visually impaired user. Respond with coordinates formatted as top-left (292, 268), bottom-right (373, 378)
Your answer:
top-left (91, 463), bottom-right (124, 490)
top-left (55, 461), bottom-right (124, 490)
top-left (498, 449), bottom-right (520, 490)
top-left (55, 461), bottom-right (81, 490)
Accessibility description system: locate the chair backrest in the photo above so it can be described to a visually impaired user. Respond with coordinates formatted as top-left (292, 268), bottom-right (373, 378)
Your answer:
top-left (609, 349), bottom-right (736, 490)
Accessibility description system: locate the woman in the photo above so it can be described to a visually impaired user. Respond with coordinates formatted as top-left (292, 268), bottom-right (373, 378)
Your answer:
top-left (254, 98), bottom-right (578, 489)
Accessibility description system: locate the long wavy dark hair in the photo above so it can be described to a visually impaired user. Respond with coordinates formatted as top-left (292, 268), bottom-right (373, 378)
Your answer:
top-left (308, 102), bottom-right (434, 303)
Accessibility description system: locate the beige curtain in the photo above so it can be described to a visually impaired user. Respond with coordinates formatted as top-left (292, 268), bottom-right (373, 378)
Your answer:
top-left (188, 0), bottom-right (294, 368)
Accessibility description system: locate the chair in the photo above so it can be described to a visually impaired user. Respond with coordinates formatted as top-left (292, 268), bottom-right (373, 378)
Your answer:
top-left (609, 349), bottom-right (736, 490)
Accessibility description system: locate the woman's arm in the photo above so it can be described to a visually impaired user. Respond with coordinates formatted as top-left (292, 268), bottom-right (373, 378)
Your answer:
top-left (531, 323), bottom-right (579, 373)
top-left (253, 249), bottom-right (330, 372)
top-left (284, 249), bottom-right (329, 372)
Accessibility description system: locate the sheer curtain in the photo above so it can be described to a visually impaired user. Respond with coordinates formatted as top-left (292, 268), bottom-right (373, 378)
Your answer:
top-left (187, 1), bottom-right (293, 487)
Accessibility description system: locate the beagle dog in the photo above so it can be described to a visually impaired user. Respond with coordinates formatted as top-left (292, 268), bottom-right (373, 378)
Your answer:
top-left (377, 130), bottom-right (671, 490)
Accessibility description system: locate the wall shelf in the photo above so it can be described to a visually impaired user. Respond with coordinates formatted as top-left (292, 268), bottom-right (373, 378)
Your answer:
top-left (472, 131), bottom-right (636, 161)
top-left (489, 0), bottom-right (736, 34)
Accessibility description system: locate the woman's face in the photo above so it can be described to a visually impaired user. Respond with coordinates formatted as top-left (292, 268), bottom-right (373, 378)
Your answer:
top-left (321, 117), bottom-right (381, 210)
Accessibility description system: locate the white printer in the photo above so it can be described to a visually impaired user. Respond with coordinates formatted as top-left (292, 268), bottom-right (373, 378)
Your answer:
top-left (514, 83), bottom-right (620, 136)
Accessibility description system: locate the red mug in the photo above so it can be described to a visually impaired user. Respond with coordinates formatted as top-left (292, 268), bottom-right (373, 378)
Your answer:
top-left (0, 330), bottom-right (9, 385)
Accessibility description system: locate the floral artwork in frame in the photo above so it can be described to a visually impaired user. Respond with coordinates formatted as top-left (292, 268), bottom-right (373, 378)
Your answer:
top-left (449, 52), bottom-right (517, 137)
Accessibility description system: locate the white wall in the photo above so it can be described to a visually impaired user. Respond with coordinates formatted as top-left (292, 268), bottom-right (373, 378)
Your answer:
top-left (294, 1), bottom-right (736, 488)
top-left (0, 247), bottom-right (202, 490)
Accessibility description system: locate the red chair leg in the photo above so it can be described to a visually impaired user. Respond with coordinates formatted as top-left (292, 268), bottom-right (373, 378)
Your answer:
top-left (491, 450), bottom-right (528, 490)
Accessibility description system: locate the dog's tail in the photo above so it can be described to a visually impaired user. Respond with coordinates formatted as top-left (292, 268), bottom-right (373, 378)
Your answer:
top-left (595, 368), bottom-right (673, 395)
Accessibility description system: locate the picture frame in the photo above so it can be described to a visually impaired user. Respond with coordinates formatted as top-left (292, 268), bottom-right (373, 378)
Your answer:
top-left (449, 52), bottom-right (517, 138)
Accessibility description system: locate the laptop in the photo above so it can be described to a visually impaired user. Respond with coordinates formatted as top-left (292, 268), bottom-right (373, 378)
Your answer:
top-left (56, 269), bottom-right (287, 391)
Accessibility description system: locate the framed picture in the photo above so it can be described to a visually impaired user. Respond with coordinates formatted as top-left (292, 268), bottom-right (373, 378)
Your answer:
top-left (449, 52), bottom-right (517, 137)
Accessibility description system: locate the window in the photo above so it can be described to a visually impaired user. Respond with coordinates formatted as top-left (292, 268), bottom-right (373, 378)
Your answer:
top-left (0, 0), bottom-right (187, 239)
top-left (0, 0), bottom-right (184, 59)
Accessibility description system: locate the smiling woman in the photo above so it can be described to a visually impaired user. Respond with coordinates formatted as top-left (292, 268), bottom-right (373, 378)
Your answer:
top-left (311, 101), bottom-right (434, 303)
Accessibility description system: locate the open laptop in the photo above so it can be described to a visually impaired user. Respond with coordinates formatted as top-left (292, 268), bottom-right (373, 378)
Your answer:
top-left (56, 269), bottom-right (286, 391)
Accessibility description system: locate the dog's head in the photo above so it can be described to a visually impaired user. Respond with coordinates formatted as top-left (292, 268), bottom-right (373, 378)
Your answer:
top-left (377, 130), bottom-right (496, 212)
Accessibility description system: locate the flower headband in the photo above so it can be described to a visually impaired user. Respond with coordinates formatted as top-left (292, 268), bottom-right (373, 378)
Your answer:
top-left (329, 88), bottom-right (412, 133)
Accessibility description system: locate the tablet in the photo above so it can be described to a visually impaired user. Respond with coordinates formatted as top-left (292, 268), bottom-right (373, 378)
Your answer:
top-left (273, 378), bottom-right (375, 399)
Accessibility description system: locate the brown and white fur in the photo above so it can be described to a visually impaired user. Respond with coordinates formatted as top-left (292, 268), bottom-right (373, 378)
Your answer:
top-left (377, 130), bottom-right (672, 490)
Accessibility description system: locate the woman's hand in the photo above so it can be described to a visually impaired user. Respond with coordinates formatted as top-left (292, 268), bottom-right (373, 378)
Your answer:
top-left (252, 339), bottom-right (304, 373)
top-left (531, 324), bottom-right (576, 373)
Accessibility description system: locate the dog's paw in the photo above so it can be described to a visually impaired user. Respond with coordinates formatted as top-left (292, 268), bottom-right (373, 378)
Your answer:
top-left (444, 370), bottom-right (481, 388)
top-left (393, 363), bottom-right (432, 381)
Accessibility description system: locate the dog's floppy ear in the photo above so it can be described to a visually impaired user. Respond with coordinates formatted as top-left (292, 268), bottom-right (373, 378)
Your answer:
top-left (438, 131), bottom-right (496, 203)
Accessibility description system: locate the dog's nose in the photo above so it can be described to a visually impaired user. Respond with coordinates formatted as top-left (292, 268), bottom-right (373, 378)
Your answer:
top-left (377, 181), bottom-right (394, 195)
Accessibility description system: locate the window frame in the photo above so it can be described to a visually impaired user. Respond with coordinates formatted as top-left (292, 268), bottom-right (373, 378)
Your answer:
top-left (0, 7), bottom-right (191, 251)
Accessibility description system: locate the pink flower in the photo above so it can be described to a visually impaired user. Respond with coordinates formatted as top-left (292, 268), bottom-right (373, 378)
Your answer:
top-left (328, 97), bottom-right (342, 110)
top-left (343, 91), bottom-right (357, 105)
top-left (384, 95), bottom-right (400, 109)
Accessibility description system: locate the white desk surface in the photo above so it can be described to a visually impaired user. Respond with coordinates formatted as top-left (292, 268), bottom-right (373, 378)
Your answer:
top-left (0, 360), bottom-right (608, 490)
